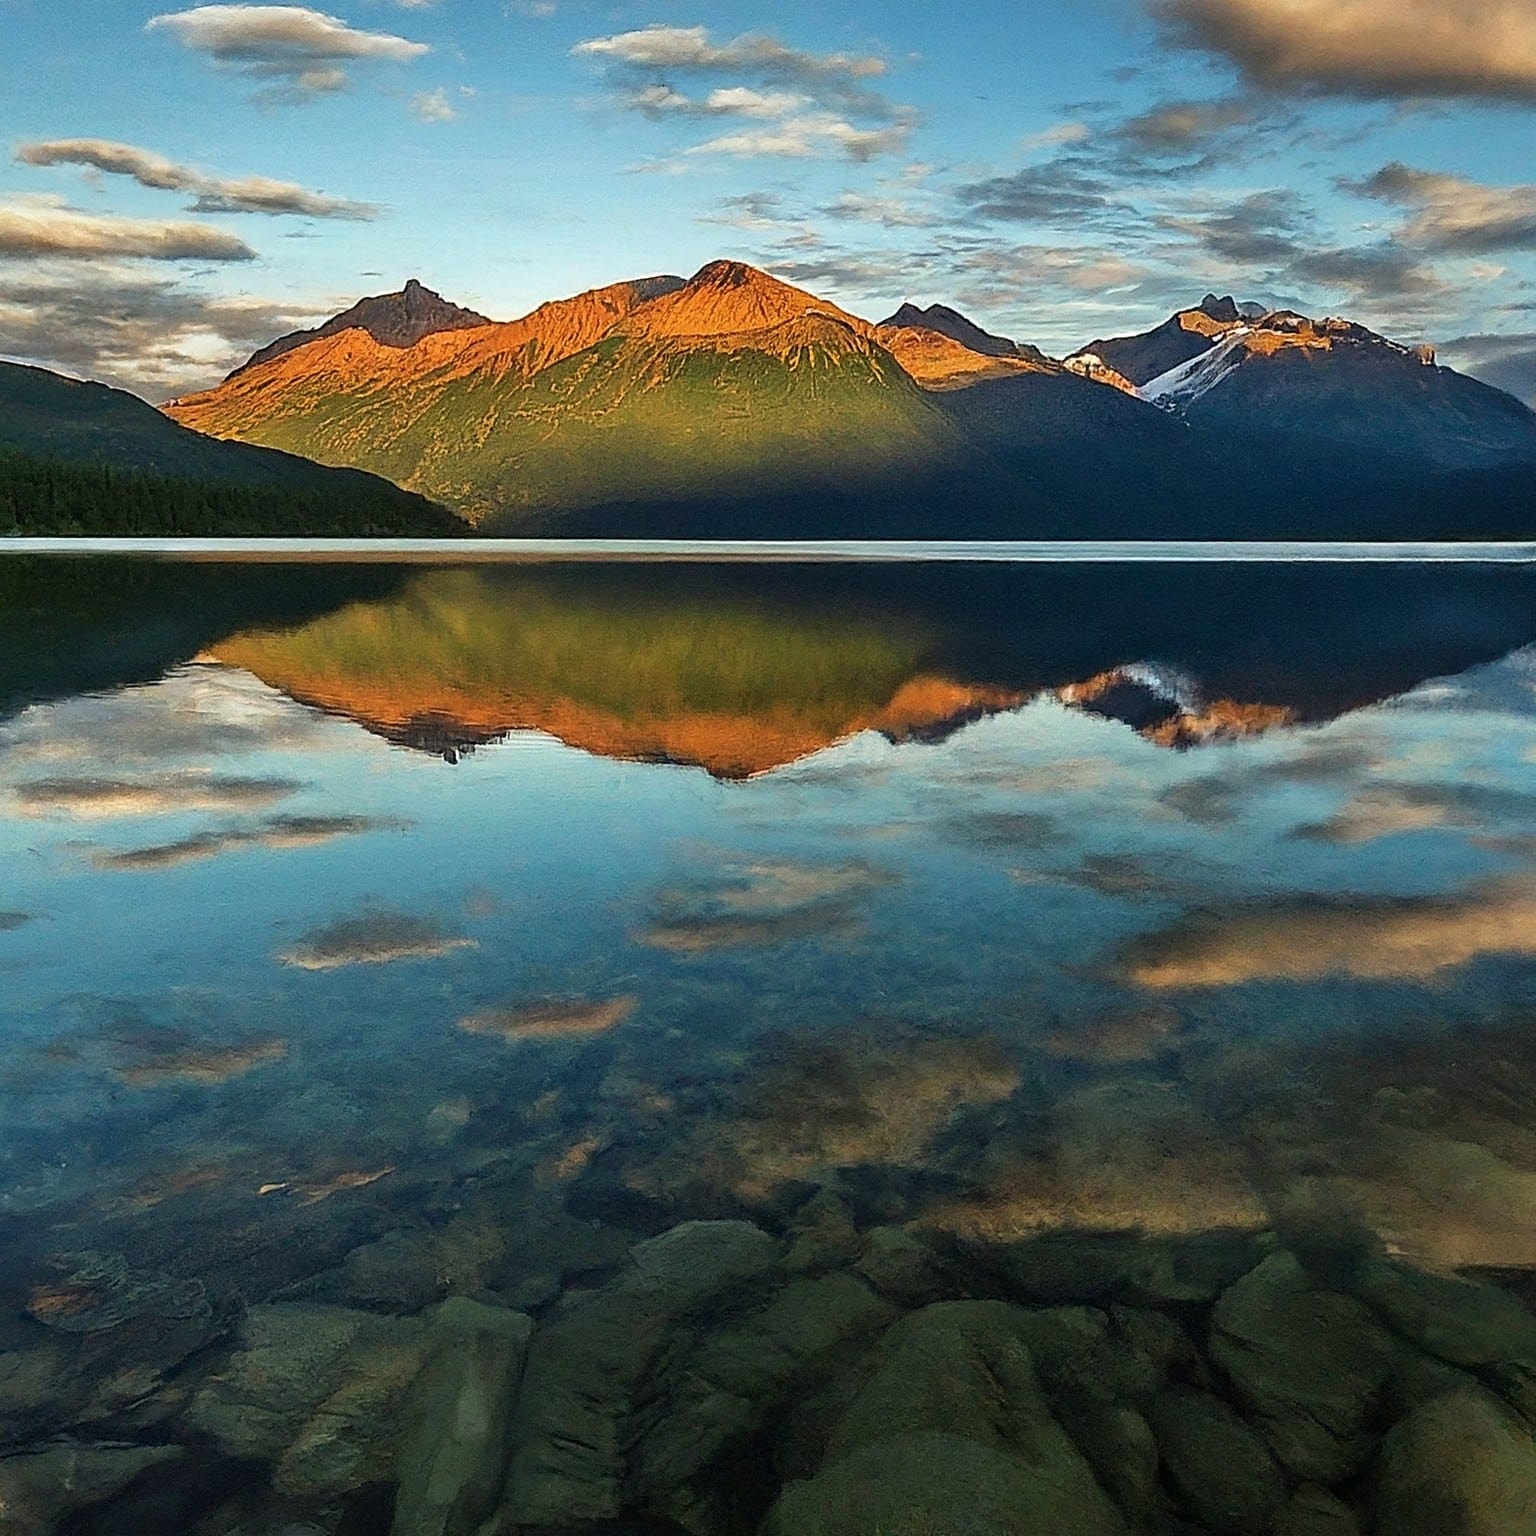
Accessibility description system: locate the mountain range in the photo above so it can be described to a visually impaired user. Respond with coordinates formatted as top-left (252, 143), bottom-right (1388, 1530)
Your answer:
top-left (5, 261), bottom-right (1534, 538)
top-left (160, 261), bottom-right (1536, 538)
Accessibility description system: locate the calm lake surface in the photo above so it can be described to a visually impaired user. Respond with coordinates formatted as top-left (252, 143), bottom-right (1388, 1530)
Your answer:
top-left (6, 551), bottom-right (1536, 1535)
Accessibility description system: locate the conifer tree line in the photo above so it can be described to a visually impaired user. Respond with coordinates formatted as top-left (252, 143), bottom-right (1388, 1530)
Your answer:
top-left (0, 447), bottom-right (461, 537)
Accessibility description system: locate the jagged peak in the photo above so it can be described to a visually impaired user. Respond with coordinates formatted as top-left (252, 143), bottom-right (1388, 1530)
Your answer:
top-left (1197, 293), bottom-right (1241, 324)
top-left (878, 301), bottom-right (1062, 374)
top-left (228, 278), bottom-right (491, 380)
top-left (688, 259), bottom-right (783, 290)
top-left (623, 259), bottom-right (873, 342)
top-left (878, 301), bottom-right (1020, 360)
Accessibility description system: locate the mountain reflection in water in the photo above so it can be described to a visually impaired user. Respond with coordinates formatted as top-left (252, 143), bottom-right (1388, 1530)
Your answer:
top-left (5, 555), bottom-right (1536, 1534)
top-left (52, 557), bottom-right (1536, 774)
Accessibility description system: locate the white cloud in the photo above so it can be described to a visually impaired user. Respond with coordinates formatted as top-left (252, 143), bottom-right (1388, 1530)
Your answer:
top-left (684, 116), bottom-right (912, 162)
top-left (821, 191), bottom-right (939, 229)
top-left (410, 87), bottom-right (459, 122)
top-left (17, 139), bottom-right (378, 219)
top-left (572, 24), bottom-right (886, 83)
top-left (574, 22), bottom-right (914, 162)
top-left (147, 5), bottom-right (429, 98)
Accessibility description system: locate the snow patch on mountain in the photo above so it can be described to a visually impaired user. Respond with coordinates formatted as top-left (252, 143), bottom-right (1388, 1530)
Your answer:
top-left (1141, 330), bottom-right (1252, 407)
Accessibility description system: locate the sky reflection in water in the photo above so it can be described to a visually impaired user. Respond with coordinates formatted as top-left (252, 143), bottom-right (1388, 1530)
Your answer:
top-left (4, 559), bottom-right (1536, 1289)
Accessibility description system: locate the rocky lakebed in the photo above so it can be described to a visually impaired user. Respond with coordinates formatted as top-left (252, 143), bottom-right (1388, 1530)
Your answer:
top-left (6, 1194), bottom-right (1536, 1536)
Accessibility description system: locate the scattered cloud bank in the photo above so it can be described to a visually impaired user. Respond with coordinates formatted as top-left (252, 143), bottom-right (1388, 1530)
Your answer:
top-left (573, 25), bottom-right (886, 85)
top-left (0, 202), bottom-right (255, 262)
top-left (409, 87), bottom-right (458, 122)
top-left (16, 139), bottom-right (379, 220)
top-left (573, 24), bottom-right (915, 162)
top-left (1290, 781), bottom-right (1536, 844)
top-left (639, 858), bottom-right (893, 951)
top-left (0, 271), bottom-right (328, 396)
top-left (1120, 877), bottom-right (1536, 986)
top-left (147, 4), bottom-right (429, 99)
top-left (458, 995), bottom-right (635, 1042)
top-left (1151, 0), bottom-right (1536, 103)
top-left (1343, 164), bottom-right (1536, 255)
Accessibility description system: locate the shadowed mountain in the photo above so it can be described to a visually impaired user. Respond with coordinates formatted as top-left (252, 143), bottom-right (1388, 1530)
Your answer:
top-left (930, 368), bottom-right (1235, 536)
top-left (1076, 300), bottom-right (1536, 471)
top-left (0, 361), bottom-right (461, 536)
top-left (1074, 295), bottom-right (1257, 387)
top-left (230, 279), bottom-right (491, 380)
top-left (0, 557), bottom-right (411, 720)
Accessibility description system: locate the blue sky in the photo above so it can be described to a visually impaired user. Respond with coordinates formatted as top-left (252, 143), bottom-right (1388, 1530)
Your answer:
top-left (1, 0), bottom-right (1534, 401)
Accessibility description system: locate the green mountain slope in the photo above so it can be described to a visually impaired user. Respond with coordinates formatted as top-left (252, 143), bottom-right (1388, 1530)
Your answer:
top-left (455, 322), bottom-right (996, 531)
top-left (169, 267), bottom-right (1056, 535)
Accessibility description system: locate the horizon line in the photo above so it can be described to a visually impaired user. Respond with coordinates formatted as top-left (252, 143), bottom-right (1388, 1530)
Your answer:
top-left (7, 538), bottom-right (1536, 564)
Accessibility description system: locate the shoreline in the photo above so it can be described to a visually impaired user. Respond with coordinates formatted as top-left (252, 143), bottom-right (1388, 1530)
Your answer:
top-left (6, 536), bottom-right (1536, 563)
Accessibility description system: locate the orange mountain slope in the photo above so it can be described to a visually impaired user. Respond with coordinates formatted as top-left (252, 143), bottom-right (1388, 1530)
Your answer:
top-left (876, 323), bottom-right (1060, 389)
top-left (162, 261), bottom-right (1019, 528)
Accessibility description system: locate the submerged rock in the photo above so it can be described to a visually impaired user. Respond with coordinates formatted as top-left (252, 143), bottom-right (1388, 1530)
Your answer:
top-left (977, 1227), bottom-right (1266, 1306)
top-left (25, 1251), bottom-right (211, 1335)
top-left (637, 1273), bottom-right (896, 1528)
top-left (1210, 1252), bottom-right (1396, 1482)
top-left (184, 1303), bottom-right (432, 1505)
top-left (9, 1250), bottom-right (229, 1439)
top-left (391, 1298), bottom-right (533, 1536)
top-left (784, 1190), bottom-right (861, 1275)
top-left (853, 1226), bottom-right (948, 1307)
top-left (1274, 1484), bottom-right (1362, 1536)
top-left (496, 1221), bottom-right (780, 1528)
top-left (820, 1301), bottom-right (1126, 1532)
top-left (1351, 1258), bottom-right (1536, 1367)
top-left (1109, 1306), bottom-right (1200, 1378)
top-left (624, 1221), bottom-right (781, 1312)
top-left (0, 1343), bottom-right (77, 1446)
top-left (998, 1307), bottom-right (1163, 1519)
top-left (763, 1430), bottom-right (1127, 1536)
top-left (1151, 1386), bottom-right (1287, 1536)
top-left (0, 1442), bottom-right (183, 1536)
top-left (1374, 1386), bottom-right (1536, 1535)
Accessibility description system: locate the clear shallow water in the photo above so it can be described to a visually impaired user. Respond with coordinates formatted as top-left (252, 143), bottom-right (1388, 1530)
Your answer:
top-left (6, 555), bottom-right (1536, 1534)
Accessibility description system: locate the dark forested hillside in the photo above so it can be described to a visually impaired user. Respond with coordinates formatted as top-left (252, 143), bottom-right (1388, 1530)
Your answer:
top-left (0, 446), bottom-right (462, 537)
top-left (0, 361), bottom-right (462, 537)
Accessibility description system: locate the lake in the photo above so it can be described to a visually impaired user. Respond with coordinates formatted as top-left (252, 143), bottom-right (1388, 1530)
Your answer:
top-left (5, 549), bottom-right (1536, 1535)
